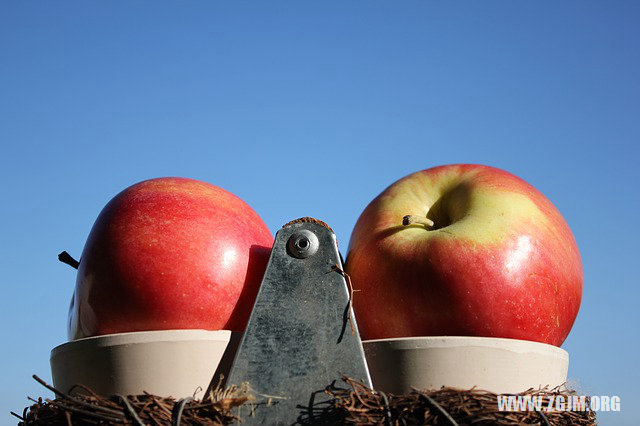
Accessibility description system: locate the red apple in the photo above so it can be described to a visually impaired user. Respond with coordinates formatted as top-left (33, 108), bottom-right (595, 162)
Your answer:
top-left (68, 177), bottom-right (273, 340)
top-left (346, 164), bottom-right (582, 346)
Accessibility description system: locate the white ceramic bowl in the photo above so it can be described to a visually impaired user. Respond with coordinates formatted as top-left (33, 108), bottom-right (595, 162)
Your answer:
top-left (363, 336), bottom-right (569, 394)
top-left (50, 329), bottom-right (239, 398)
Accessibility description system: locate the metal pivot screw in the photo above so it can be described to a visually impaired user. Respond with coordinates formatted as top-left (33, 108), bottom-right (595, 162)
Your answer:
top-left (287, 229), bottom-right (319, 259)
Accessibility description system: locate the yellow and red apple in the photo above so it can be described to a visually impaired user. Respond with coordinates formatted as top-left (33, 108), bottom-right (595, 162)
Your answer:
top-left (68, 177), bottom-right (273, 340)
top-left (346, 164), bottom-right (582, 346)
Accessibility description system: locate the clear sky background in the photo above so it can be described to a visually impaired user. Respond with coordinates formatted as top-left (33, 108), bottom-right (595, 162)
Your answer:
top-left (1, 1), bottom-right (638, 424)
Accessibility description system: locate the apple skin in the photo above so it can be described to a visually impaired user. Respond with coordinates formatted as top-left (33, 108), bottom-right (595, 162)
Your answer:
top-left (68, 177), bottom-right (273, 340)
top-left (345, 164), bottom-right (582, 346)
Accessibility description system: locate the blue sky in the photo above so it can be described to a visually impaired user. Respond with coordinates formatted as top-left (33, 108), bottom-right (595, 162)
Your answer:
top-left (1, 1), bottom-right (638, 424)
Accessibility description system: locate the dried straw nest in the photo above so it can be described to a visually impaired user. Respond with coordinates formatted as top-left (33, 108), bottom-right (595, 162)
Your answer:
top-left (14, 376), bottom-right (249, 425)
top-left (328, 377), bottom-right (597, 425)
top-left (15, 375), bottom-right (596, 425)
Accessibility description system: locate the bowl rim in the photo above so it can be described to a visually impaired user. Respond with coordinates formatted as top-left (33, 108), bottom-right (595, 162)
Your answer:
top-left (361, 336), bottom-right (568, 358)
top-left (51, 329), bottom-right (233, 358)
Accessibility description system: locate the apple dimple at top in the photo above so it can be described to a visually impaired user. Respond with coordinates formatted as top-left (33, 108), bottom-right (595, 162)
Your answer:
top-left (68, 177), bottom-right (274, 340)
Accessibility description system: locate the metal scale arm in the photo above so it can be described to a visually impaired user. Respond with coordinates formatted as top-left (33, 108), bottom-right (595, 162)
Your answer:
top-left (225, 218), bottom-right (372, 425)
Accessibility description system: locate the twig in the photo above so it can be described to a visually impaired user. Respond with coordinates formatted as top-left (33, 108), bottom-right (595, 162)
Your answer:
top-left (116, 394), bottom-right (146, 426)
top-left (332, 264), bottom-right (356, 336)
top-left (171, 397), bottom-right (193, 426)
top-left (418, 392), bottom-right (459, 426)
top-left (9, 411), bottom-right (23, 421)
top-left (32, 375), bottom-right (124, 417)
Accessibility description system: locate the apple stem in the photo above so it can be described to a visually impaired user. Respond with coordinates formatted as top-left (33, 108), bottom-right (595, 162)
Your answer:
top-left (58, 251), bottom-right (80, 270)
top-left (402, 215), bottom-right (435, 228)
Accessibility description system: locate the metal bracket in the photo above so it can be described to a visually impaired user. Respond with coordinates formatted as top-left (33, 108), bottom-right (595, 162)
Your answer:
top-left (226, 219), bottom-right (372, 425)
